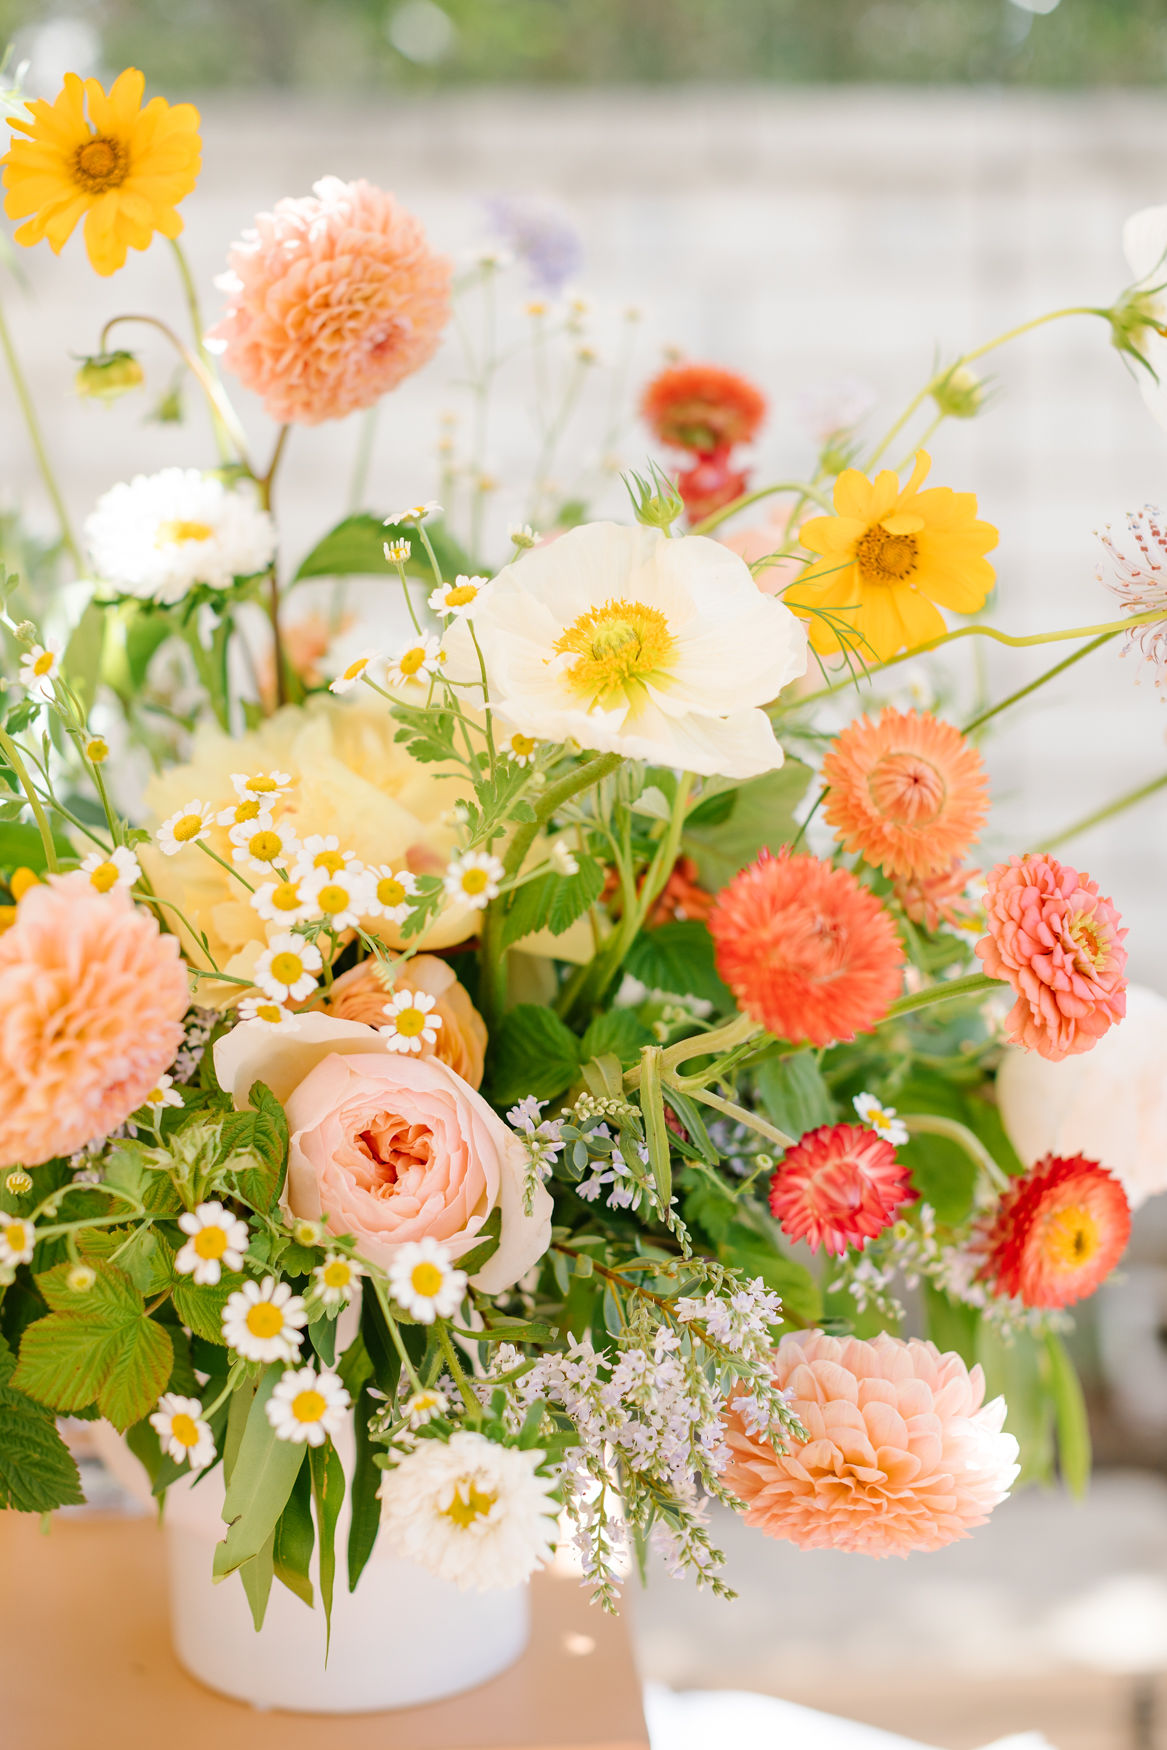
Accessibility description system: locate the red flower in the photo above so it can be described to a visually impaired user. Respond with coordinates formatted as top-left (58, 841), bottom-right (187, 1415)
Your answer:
top-left (709, 850), bottom-right (904, 1047)
top-left (769, 1123), bottom-right (916, 1256)
top-left (641, 362), bottom-right (766, 453)
top-left (978, 1154), bottom-right (1130, 1309)
top-left (675, 444), bottom-right (750, 522)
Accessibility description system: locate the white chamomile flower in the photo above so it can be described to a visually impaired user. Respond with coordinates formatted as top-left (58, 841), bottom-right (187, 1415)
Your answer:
top-left (379, 1430), bottom-right (558, 1591)
top-left (363, 865), bottom-right (419, 925)
top-left (175, 1199), bottom-right (250, 1286)
top-left (255, 932), bottom-right (323, 1003)
top-left (265, 1364), bottom-right (351, 1446)
top-left (229, 818), bottom-right (299, 875)
top-left (507, 522), bottom-right (539, 549)
top-left (329, 650), bottom-right (382, 694)
top-left (250, 873), bottom-right (320, 927)
top-left (231, 770), bottom-right (292, 803)
top-left (0, 1217), bottom-right (36, 1268)
top-left (384, 538), bottom-right (412, 564)
top-left (502, 730), bottom-right (538, 767)
top-left (549, 839), bottom-right (579, 876)
top-left (140, 1074), bottom-right (183, 1114)
top-left (313, 1253), bottom-right (363, 1307)
top-left (237, 996), bottom-right (301, 1031)
top-left (156, 800), bottom-right (215, 856)
top-left (385, 635), bottom-right (443, 689)
top-left (215, 795), bottom-right (273, 831)
top-left (387, 501), bottom-right (441, 525)
top-left (295, 835), bottom-right (361, 879)
top-left (444, 850), bottom-right (504, 911)
top-left (79, 845), bottom-right (140, 894)
top-left (18, 641), bottom-right (60, 700)
top-left (84, 469), bottom-right (277, 604)
top-left (305, 864), bottom-right (372, 933)
top-left (149, 1394), bottom-right (216, 1470)
top-left (429, 575), bottom-right (491, 619)
top-left (387, 1239), bottom-right (467, 1324)
top-left (853, 1092), bottom-right (909, 1148)
top-left (404, 1384), bottom-right (449, 1428)
top-left (380, 988), bottom-right (443, 1054)
top-left (221, 1276), bottom-right (307, 1363)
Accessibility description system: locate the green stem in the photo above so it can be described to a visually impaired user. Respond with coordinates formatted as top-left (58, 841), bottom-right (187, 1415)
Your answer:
top-left (348, 405), bottom-right (380, 511)
top-left (100, 312), bottom-right (251, 470)
top-left (371, 1277), bottom-right (424, 1394)
top-left (884, 972), bottom-right (996, 1020)
top-left (0, 291), bottom-right (83, 569)
top-left (961, 631), bottom-right (1116, 736)
top-left (625, 1012), bottom-right (760, 1088)
top-left (169, 238), bottom-right (232, 464)
top-left (682, 1086), bottom-right (795, 1151)
top-left (258, 426), bottom-right (291, 709)
top-left (1033, 768), bottom-right (1167, 852)
top-left (436, 1321), bottom-right (480, 1415)
top-left (690, 479), bottom-right (833, 536)
top-left (903, 1113), bottom-right (1010, 1193)
top-left (0, 727), bottom-right (58, 870)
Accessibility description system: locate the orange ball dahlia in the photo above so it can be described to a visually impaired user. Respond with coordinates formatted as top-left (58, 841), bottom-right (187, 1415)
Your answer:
top-left (975, 853), bottom-right (1127, 1061)
top-left (978, 1154), bottom-right (1130, 1309)
top-left (0, 873), bottom-right (190, 1168)
top-left (724, 1330), bottom-right (1020, 1557)
top-left (641, 362), bottom-right (767, 454)
top-left (821, 707), bottom-right (988, 879)
top-left (210, 177), bottom-right (452, 426)
top-left (709, 850), bottom-right (904, 1047)
top-left (768, 1122), bottom-right (915, 1256)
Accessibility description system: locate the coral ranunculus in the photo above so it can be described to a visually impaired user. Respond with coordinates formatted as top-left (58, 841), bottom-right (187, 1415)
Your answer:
top-left (978, 1154), bottom-right (1131, 1309)
top-left (768, 1123), bottom-right (916, 1256)
top-left (0, 874), bottom-right (190, 1167)
top-left (975, 853), bottom-right (1127, 1061)
top-left (724, 1330), bottom-right (1020, 1557)
top-left (821, 707), bottom-right (988, 879)
top-left (641, 362), bottom-right (767, 453)
top-left (709, 850), bottom-right (905, 1047)
top-left (320, 955), bottom-right (488, 1089)
top-left (210, 177), bottom-right (452, 425)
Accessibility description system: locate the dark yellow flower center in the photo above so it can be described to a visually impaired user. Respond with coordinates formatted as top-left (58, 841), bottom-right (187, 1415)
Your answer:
top-left (410, 1261), bottom-right (443, 1296)
top-left (170, 1413), bottom-right (200, 1448)
top-left (444, 1479), bottom-right (497, 1529)
top-left (322, 1260), bottom-right (351, 1289)
top-left (555, 599), bottom-right (675, 707)
top-left (460, 867), bottom-right (489, 896)
top-left (292, 1390), bottom-right (327, 1424)
top-left (1044, 1205), bottom-right (1099, 1269)
top-left (316, 883), bottom-right (350, 916)
top-left (856, 525), bottom-right (919, 585)
top-left (73, 135), bottom-right (130, 194)
top-left (245, 1302), bottom-right (284, 1338)
top-left (399, 646), bottom-right (427, 676)
top-left (270, 881), bottom-right (304, 912)
top-left (269, 951), bottom-right (305, 986)
top-left (88, 861), bottom-right (119, 894)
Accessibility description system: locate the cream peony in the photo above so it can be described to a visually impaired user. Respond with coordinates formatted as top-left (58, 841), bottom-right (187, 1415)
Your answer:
top-left (214, 1013), bottom-right (551, 1292)
top-left (997, 982), bottom-right (1167, 1210)
top-left (442, 521), bottom-right (807, 780)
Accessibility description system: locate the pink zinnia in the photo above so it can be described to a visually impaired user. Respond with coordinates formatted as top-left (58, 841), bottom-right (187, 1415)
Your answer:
top-left (210, 177), bottom-right (452, 426)
top-left (0, 874), bottom-right (189, 1167)
top-left (975, 853), bottom-right (1127, 1061)
top-left (768, 1123), bottom-right (915, 1256)
top-left (724, 1330), bottom-right (1020, 1558)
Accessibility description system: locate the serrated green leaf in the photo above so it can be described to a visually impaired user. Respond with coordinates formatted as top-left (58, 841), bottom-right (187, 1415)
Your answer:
top-left (220, 1081), bottom-right (288, 1214)
top-left (215, 1367), bottom-right (307, 1578)
top-left (581, 1008), bottom-right (653, 1067)
top-left (12, 1316), bottom-right (124, 1412)
top-left (0, 1333), bottom-right (84, 1512)
top-left (273, 1460), bottom-right (315, 1609)
top-left (173, 1272), bottom-right (246, 1345)
top-left (488, 1004), bottom-right (581, 1106)
top-left (624, 919), bottom-right (731, 1007)
top-left (682, 761), bottom-right (812, 892)
top-left (98, 1317), bottom-right (173, 1432)
top-left (36, 1259), bottom-right (142, 1319)
top-left (501, 858), bottom-right (605, 948)
top-left (310, 1440), bottom-right (344, 1655)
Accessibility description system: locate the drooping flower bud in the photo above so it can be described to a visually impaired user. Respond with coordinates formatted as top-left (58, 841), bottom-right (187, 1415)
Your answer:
top-left (74, 349), bottom-right (144, 404)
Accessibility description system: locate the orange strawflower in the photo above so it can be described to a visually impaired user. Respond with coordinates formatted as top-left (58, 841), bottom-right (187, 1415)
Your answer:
top-left (709, 850), bottom-right (904, 1047)
top-left (978, 1154), bottom-right (1130, 1309)
top-left (821, 707), bottom-right (988, 879)
top-left (640, 362), bottom-right (766, 454)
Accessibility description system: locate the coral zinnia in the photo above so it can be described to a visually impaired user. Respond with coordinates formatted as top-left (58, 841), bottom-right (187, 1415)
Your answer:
top-left (724, 1330), bottom-right (1019, 1557)
top-left (821, 707), bottom-right (988, 879)
top-left (2, 69), bottom-right (200, 277)
top-left (768, 1123), bottom-right (916, 1255)
top-left (0, 873), bottom-right (190, 1168)
top-left (709, 850), bottom-right (904, 1047)
top-left (978, 1154), bottom-right (1130, 1309)
top-left (210, 177), bottom-right (452, 426)
top-left (641, 362), bottom-right (767, 454)
top-left (976, 853), bottom-right (1127, 1061)
top-left (789, 451), bottom-right (998, 661)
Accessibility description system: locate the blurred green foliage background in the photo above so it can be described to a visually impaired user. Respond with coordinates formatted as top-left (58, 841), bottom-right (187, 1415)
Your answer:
top-left (2, 0), bottom-right (1167, 92)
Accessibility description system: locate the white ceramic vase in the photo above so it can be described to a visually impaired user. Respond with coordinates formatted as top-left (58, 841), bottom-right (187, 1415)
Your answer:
top-left (91, 1421), bottom-right (530, 1713)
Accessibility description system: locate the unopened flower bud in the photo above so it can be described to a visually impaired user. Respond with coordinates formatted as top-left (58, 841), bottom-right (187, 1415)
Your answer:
top-left (931, 364), bottom-right (987, 420)
top-left (75, 350), bottom-right (144, 405)
top-left (292, 1219), bottom-right (321, 1248)
top-left (5, 1170), bottom-right (32, 1196)
top-left (623, 463), bottom-right (684, 533)
top-left (67, 1263), bottom-right (96, 1293)
top-left (507, 522), bottom-right (538, 549)
top-left (1108, 284), bottom-right (1167, 371)
top-left (148, 382), bottom-right (184, 425)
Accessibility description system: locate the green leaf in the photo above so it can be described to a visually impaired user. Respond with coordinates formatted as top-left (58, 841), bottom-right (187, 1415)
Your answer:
top-left (37, 1259), bottom-right (142, 1318)
top-left (501, 858), bottom-right (605, 948)
top-left (12, 1318), bottom-right (122, 1414)
top-left (214, 1367), bottom-right (307, 1579)
top-left (273, 1460), bottom-right (315, 1609)
top-left (0, 1334), bottom-right (84, 1512)
top-left (238, 1533), bottom-right (276, 1632)
top-left (455, 1205), bottom-right (502, 1277)
top-left (488, 1004), bottom-right (581, 1106)
top-left (172, 1272), bottom-right (246, 1345)
top-left (637, 1043), bottom-right (672, 1219)
top-left (12, 1262), bottom-right (168, 1427)
top-left (977, 1322), bottom-right (1054, 1486)
top-left (624, 920), bottom-right (731, 1008)
top-left (754, 1052), bottom-right (835, 1143)
top-left (0, 821), bottom-right (74, 875)
top-left (719, 1223), bottom-right (822, 1327)
top-left (220, 1081), bottom-right (289, 1215)
top-left (348, 1383), bottom-right (382, 1595)
top-left (922, 1283), bottom-right (980, 1368)
top-left (62, 597), bottom-right (106, 716)
top-left (681, 1171), bottom-right (738, 1246)
top-left (683, 762), bottom-right (812, 893)
top-left (98, 1318), bottom-right (173, 1432)
top-left (580, 1008), bottom-right (653, 1068)
top-left (294, 514), bottom-right (474, 584)
top-left (452, 1318), bottom-right (559, 1345)
top-left (310, 1440), bottom-right (345, 1656)
top-left (1046, 1332), bottom-right (1092, 1499)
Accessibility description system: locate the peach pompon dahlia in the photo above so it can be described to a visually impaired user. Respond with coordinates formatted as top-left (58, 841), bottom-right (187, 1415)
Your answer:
top-left (978, 1154), bottom-right (1130, 1310)
top-left (0, 873), bottom-right (190, 1168)
top-left (210, 177), bottom-right (452, 426)
top-left (975, 853), bottom-right (1127, 1061)
top-left (709, 850), bottom-right (904, 1047)
top-left (724, 1330), bottom-right (1020, 1557)
top-left (821, 707), bottom-right (988, 880)
top-left (640, 361), bottom-right (767, 454)
top-left (768, 1122), bottom-right (916, 1256)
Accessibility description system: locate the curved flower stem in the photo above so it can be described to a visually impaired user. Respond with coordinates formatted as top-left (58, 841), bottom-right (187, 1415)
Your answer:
top-left (169, 237), bottom-right (233, 464)
top-left (0, 726), bottom-right (58, 870)
top-left (690, 479), bottom-right (834, 536)
top-left (884, 972), bottom-right (997, 1020)
top-left (1033, 768), bottom-right (1167, 853)
top-left (100, 313), bottom-right (252, 470)
top-left (902, 1112), bottom-right (1010, 1194)
top-left (680, 1086), bottom-right (795, 1152)
top-left (0, 290), bottom-right (83, 570)
top-left (960, 630), bottom-right (1116, 736)
top-left (625, 1012), bottom-right (760, 1089)
top-left (370, 1277), bottom-right (425, 1395)
top-left (258, 425), bottom-right (292, 708)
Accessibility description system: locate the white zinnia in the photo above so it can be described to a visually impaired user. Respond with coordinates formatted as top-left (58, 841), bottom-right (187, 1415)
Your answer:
top-left (149, 1393), bottom-right (216, 1469)
top-left (265, 1364), bottom-right (350, 1446)
top-left (379, 1431), bottom-right (558, 1591)
top-left (175, 1200), bottom-right (250, 1286)
top-left (387, 1238), bottom-right (466, 1322)
top-left (221, 1276), bottom-right (307, 1362)
top-left (85, 468), bottom-right (277, 603)
top-left (441, 521), bottom-right (807, 780)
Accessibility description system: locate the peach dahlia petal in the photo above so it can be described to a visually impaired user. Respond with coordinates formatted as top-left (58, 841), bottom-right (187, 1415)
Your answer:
top-left (724, 1330), bottom-right (1020, 1557)
top-left (978, 1153), bottom-right (1130, 1310)
top-left (768, 1122), bottom-right (916, 1256)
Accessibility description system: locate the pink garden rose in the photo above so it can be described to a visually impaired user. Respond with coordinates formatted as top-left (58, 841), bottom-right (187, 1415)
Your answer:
top-left (214, 1014), bottom-right (550, 1292)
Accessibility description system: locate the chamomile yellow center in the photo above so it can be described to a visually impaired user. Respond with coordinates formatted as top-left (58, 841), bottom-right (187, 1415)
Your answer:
top-left (230, 799), bottom-right (262, 825)
top-left (170, 1412), bottom-right (200, 1448)
top-left (510, 733), bottom-right (536, 758)
top-left (269, 951), bottom-right (306, 986)
top-left (254, 1003), bottom-right (283, 1024)
top-left (1044, 1205), bottom-right (1100, 1269)
top-left (312, 850), bottom-right (347, 874)
top-left (245, 830), bottom-right (282, 864)
top-left (443, 1479), bottom-right (497, 1529)
top-left (342, 658), bottom-right (369, 680)
top-left (270, 881), bottom-right (304, 912)
top-left (460, 868), bottom-right (489, 896)
top-left (555, 598), bottom-right (675, 707)
top-left (4, 1222), bottom-right (28, 1251)
top-left (87, 862), bottom-right (119, 893)
top-left (395, 1006), bottom-right (427, 1038)
top-left (193, 1227), bottom-right (228, 1261)
top-left (445, 584), bottom-right (478, 608)
top-left (157, 519), bottom-right (214, 545)
top-left (399, 646), bottom-right (427, 676)
top-left (248, 776), bottom-right (280, 793)
top-left (32, 650), bottom-right (55, 677)
top-left (145, 1085), bottom-right (168, 1105)
top-left (410, 1261), bottom-right (444, 1297)
top-left (245, 1302), bottom-right (285, 1339)
top-left (291, 1389), bottom-right (328, 1424)
top-left (316, 883), bottom-right (350, 916)
top-left (377, 876), bottom-right (406, 907)
top-left (173, 812), bottom-right (204, 842)
top-left (855, 524), bottom-right (919, 585)
top-left (322, 1260), bottom-right (352, 1289)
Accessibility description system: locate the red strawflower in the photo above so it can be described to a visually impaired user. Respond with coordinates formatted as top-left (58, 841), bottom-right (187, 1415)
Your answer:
top-left (769, 1123), bottom-right (916, 1256)
top-left (641, 362), bottom-right (767, 453)
top-left (978, 1153), bottom-right (1130, 1309)
top-left (675, 444), bottom-right (750, 522)
top-left (709, 850), bottom-right (905, 1047)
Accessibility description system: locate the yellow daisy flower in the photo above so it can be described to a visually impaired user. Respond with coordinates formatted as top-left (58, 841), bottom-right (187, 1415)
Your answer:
top-left (788, 451), bottom-right (998, 662)
top-left (2, 68), bottom-right (201, 277)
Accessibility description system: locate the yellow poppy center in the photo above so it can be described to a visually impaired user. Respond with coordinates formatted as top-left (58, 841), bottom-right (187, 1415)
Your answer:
top-left (173, 813), bottom-right (204, 842)
top-left (157, 519), bottom-right (214, 545)
top-left (399, 646), bottom-right (427, 676)
top-left (460, 868), bottom-right (489, 896)
top-left (395, 1006), bottom-right (427, 1038)
top-left (247, 831), bottom-right (282, 863)
top-left (170, 1412), bottom-right (200, 1449)
top-left (856, 524), bottom-right (919, 584)
top-left (313, 851), bottom-right (347, 874)
top-left (193, 1227), bottom-right (228, 1260)
top-left (410, 1261), bottom-right (444, 1297)
top-left (32, 651), bottom-right (54, 676)
top-left (270, 881), bottom-right (304, 912)
top-left (377, 877), bottom-right (406, 907)
top-left (322, 1260), bottom-right (351, 1288)
top-left (868, 753), bottom-right (945, 825)
top-left (443, 1479), bottom-right (497, 1529)
top-left (88, 862), bottom-right (119, 893)
top-left (555, 599), bottom-right (675, 707)
top-left (4, 1222), bottom-right (27, 1251)
top-left (1044, 1205), bottom-right (1100, 1269)
top-left (269, 951), bottom-right (305, 986)
top-left (316, 883), bottom-right (350, 916)
top-left (292, 1389), bottom-right (328, 1424)
top-left (73, 134), bottom-right (130, 193)
top-left (245, 1302), bottom-right (285, 1338)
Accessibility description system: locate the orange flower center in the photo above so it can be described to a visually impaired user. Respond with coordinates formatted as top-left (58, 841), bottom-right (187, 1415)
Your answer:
top-left (856, 525), bottom-right (919, 585)
top-left (73, 135), bottom-right (130, 194)
top-left (1069, 913), bottom-right (1107, 972)
top-left (867, 753), bottom-right (946, 825)
top-left (1043, 1204), bottom-right (1100, 1270)
top-left (170, 1412), bottom-right (200, 1448)
top-left (245, 1302), bottom-right (285, 1338)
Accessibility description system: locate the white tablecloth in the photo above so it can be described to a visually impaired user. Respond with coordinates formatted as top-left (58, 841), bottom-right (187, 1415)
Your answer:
top-left (643, 1685), bottom-right (1057, 1750)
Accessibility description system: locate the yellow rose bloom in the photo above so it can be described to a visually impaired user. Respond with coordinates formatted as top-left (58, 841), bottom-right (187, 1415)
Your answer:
top-left (2, 68), bottom-right (200, 277)
top-left (789, 451), bottom-right (998, 662)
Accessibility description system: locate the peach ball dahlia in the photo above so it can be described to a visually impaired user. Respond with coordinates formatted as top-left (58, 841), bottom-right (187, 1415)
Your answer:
top-left (724, 1330), bottom-right (1020, 1557)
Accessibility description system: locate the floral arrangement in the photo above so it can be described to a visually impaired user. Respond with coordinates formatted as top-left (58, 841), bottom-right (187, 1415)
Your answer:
top-left (0, 65), bottom-right (1163, 1632)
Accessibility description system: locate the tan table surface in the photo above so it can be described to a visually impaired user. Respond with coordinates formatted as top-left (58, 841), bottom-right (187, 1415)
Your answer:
top-left (0, 1511), bottom-right (650, 1750)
